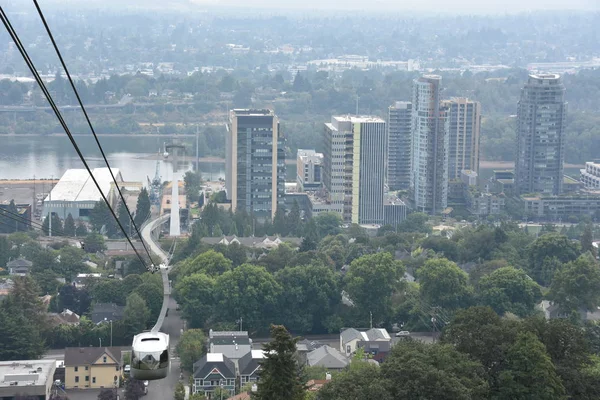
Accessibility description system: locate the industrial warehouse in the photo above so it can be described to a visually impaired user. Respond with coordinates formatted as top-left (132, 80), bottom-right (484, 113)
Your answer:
top-left (42, 168), bottom-right (124, 220)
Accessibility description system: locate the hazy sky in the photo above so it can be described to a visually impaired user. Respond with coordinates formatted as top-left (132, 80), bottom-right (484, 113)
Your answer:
top-left (37, 0), bottom-right (600, 13)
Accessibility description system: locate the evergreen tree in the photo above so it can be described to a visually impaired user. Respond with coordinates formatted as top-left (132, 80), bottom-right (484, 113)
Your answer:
top-left (64, 213), bottom-right (76, 237)
top-left (213, 224), bottom-right (223, 237)
top-left (581, 224), bottom-right (596, 257)
top-left (273, 206), bottom-right (287, 236)
top-left (255, 325), bottom-right (304, 400)
top-left (134, 188), bottom-right (151, 226)
top-left (0, 200), bottom-right (23, 233)
top-left (287, 200), bottom-right (301, 236)
top-left (43, 213), bottom-right (63, 236)
top-left (117, 200), bottom-right (131, 237)
top-left (75, 221), bottom-right (88, 237)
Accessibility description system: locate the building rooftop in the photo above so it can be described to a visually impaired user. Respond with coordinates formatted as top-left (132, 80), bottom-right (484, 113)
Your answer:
top-left (45, 168), bottom-right (121, 203)
top-left (529, 73), bottom-right (561, 81)
top-left (231, 109), bottom-right (274, 117)
top-left (0, 359), bottom-right (55, 388)
top-left (332, 115), bottom-right (385, 124)
top-left (64, 347), bottom-right (122, 367)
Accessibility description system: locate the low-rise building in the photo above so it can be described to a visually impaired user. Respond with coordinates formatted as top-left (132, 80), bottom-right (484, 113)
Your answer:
top-left (383, 197), bottom-right (407, 227)
top-left (580, 161), bottom-right (600, 189)
top-left (297, 149), bottom-right (323, 192)
top-left (201, 236), bottom-right (302, 250)
top-left (208, 330), bottom-right (253, 361)
top-left (238, 350), bottom-right (265, 387)
top-left (91, 303), bottom-right (124, 325)
top-left (192, 353), bottom-right (236, 399)
top-left (64, 347), bottom-right (122, 389)
top-left (7, 258), bottom-right (32, 276)
top-left (465, 188), bottom-right (505, 216)
top-left (306, 346), bottom-right (349, 371)
top-left (340, 328), bottom-right (392, 359)
top-left (520, 190), bottom-right (600, 220)
top-left (0, 359), bottom-right (56, 400)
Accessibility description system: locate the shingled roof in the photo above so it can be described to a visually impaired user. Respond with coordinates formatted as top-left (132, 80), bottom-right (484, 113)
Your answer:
top-left (64, 347), bottom-right (122, 367)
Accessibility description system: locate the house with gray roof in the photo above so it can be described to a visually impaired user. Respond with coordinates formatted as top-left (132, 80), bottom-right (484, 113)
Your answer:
top-left (208, 330), bottom-right (253, 361)
top-left (91, 303), bottom-right (124, 325)
top-left (7, 258), bottom-right (32, 276)
top-left (64, 347), bottom-right (122, 389)
top-left (238, 350), bottom-right (265, 387)
top-left (201, 235), bottom-right (302, 250)
top-left (340, 328), bottom-right (364, 356)
top-left (340, 328), bottom-right (392, 358)
top-left (192, 353), bottom-right (236, 398)
top-left (306, 346), bottom-right (349, 371)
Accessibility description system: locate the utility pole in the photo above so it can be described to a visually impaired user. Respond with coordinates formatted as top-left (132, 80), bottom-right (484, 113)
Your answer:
top-left (196, 124), bottom-right (200, 172)
top-left (49, 175), bottom-right (52, 237)
top-left (369, 311), bottom-right (373, 329)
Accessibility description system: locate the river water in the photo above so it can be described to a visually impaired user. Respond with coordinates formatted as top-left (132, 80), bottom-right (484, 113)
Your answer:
top-left (0, 135), bottom-right (226, 182)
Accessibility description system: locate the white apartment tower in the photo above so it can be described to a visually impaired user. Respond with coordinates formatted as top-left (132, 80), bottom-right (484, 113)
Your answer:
top-left (443, 98), bottom-right (481, 181)
top-left (323, 116), bottom-right (386, 224)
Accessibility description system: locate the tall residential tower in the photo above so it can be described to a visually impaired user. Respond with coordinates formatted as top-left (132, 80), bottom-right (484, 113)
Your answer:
top-left (323, 115), bottom-right (386, 224)
top-left (515, 74), bottom-right (567, 195)
top-left (225, 109), bottom-right (285, 220)
top-left (387, 101), bottom-right (413, 190)
top-left (443, 98), bottom-right (481, 181)
top-left (410, 75), bottom-right (449, 214)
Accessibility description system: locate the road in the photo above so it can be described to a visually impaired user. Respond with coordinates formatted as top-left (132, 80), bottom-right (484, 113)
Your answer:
top-left (140, 213), bottom-right (184, 400)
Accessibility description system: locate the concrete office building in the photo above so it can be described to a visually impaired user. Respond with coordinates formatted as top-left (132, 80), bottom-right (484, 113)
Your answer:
top-left (581, 161), bottom-right (600, 189)
top-left (0, 359), bottom-right (56, 399)
top-left (297, 149), bottom-right (323, 191)
top-left (515, 74), bottom-right (567, 196)
top-left (323, 115), bottom-right (386, 224)
top-left (410, 75), bottom-right (449, 214)
top-left (387, 101), bottom-right (412, 190)
top-left (226, 109), bottom-right (285, 220)
top-left (443, 98), bottom-right (481, 181)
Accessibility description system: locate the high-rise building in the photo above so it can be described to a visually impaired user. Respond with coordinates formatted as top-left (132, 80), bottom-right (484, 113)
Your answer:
top-left (387, 101), bottom-right (412, 190)
top-left (443, 98), bottom-right (481, 181)
top-left (515, 74), bottom-right (567, 196)
top-left (297, 149), bottom-right (323, 191)
top-left (410, 75), bottom-right (449, 214)
top-left (323, 115), bottom-right (386, 224)
top-left (225, 109), bottom-right (285, 220)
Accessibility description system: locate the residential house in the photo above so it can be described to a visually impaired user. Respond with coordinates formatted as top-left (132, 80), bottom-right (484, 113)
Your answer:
top-left (306, 346), bottom-right (349, 371)
top-left (64, 347), bottom-right (122, 389)
top-left (296, 339), bottom-right (324, 365)
top-left (74, 273), bottom-right (101, 289)
top-left (7, 258), bottom-right (33, 276)
top-left (539, 300), bottom-right (600, 322)
top-left (0, 278), bottom-right (14, 301)
top-left (208, 330), bottom-right (253, 361)
top-left (340, 328), bottom-right (392, 360)
top-left (357, 328), bottom-right (392, 362)
top-left (340, 328), bottom-right (364, 356)
top-left (193, 353), bottom-right (236, 399)
top-left (48, 309), bottom-right (81, 327)
top-left (238, 350), bottom-right (265, 387)
top-left (91, 303), bottom-right (125, 325)
top-left (201, 235), bottom-right (302, 250)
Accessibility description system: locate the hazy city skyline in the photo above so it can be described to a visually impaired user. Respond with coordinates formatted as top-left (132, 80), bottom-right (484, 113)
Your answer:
top-left (38, 0), bottom-right (600, 13)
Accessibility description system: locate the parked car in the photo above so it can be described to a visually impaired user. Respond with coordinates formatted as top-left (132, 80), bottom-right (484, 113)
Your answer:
top-left (395, 331), bottom-right (410, 337)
